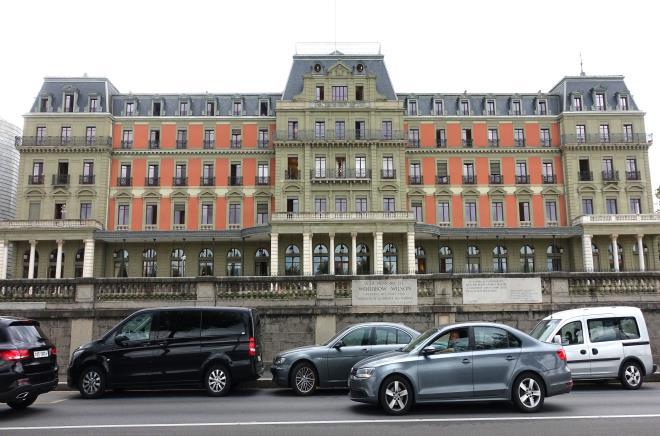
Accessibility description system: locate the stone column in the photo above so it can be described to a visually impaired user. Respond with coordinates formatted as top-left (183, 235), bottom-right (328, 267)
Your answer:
top-left (55, 240), bottom-right (64, 279)
top-left (270, 233), bottom-right (279, 276)
top-left (582, 234), bottom-right (593, 272)
top-left (82, 239), bottom-right (95, 278)
top-left (28, 240), bottom-right (37, 279)
top-left (407, 231), bottom-right (416, 274)
top-left (328, 233), bottom-right (335, 275)
top-left (373, 231), bottom-right (383, 275)
top-left (350, 232), bottom-right (357, 275)
top-left (0, 240), bottom-right (7, 280)
top-left (303, 232), bottom-right (313, 276)
top-left (611, 234), bottom-right (620, 272)
top-left (637, 234), bottom-right (646, 272)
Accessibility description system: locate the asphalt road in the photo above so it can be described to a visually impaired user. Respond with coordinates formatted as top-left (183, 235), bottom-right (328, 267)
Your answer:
top-left (1, 383), bottom-right (660, 435)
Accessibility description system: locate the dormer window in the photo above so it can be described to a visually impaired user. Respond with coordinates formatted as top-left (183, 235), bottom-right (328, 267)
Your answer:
top-left (618, 95), bottom-right (629, 111)
top-left (407, 99), bottom-right (418, 116)
top-left (486, 100), bottom-right (495, 115)
top-left (460, 100), bottom-right (469, 116)
top-left (89, 97), bottom-right (99, 113)
top-left (205, 101), bottom-right (214, 116)
top-left (573, 96), bottom-right (582, 111)
top-left (259, 99), bottom-right (269, 116)
top-left (434, 99), bottom-right (444, 115)
top-left (232, 101), bottom-right (242, 116)
top-left (125, 102), bottom-right (135, 116)
top-left (179, 101), bottom-right (189, 116)
top-left (152, 101), bottom-right (162, 116)
top-left (64, 94), bottom-right (74, 112)
top-left (512, 100), bottom-right (522, 115)
top-left (595, 93), bottom-right (606, 111)
top-left (538, 100), bottom-right (547, 115)
top-left (39, 97), bottom-right (49, 112)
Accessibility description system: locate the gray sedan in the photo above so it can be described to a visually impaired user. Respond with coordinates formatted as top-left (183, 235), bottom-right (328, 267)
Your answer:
top-left (349, 322), bottom-right (573, 414)
top-left (271, 322), bottom-right (420, 395)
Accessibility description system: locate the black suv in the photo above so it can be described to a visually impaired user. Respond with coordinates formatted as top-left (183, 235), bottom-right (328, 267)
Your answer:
top-left (68, 307), bottom-right (263, 398)
top-left (0, 316), bottom-right (58, 409)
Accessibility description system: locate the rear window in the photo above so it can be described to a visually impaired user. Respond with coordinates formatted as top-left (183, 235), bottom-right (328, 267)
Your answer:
top-left (1, 324), bottom-right (47, 344)
top-left (588, 317), bottom-right (640, 343)
top-left (201, 311), bottom-right (248, 337)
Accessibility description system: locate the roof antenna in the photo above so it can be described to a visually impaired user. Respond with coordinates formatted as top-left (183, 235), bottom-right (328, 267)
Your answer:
top-left (579, 52), bottom-right (585, 76)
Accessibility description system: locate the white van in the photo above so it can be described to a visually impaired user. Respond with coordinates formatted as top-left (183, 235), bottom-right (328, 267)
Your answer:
top-left (530, 307), bottom-right (656, 389)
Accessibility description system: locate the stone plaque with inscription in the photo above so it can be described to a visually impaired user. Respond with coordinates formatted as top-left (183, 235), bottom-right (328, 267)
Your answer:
top-left (352, 279), bottom-right (418, 306)
top-left (462, 277), bottom-right (542, 304)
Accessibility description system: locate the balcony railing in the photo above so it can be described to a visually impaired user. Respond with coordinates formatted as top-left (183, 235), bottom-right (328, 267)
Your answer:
top-left (436, 139), bottom-right (447, 148)
top-left (255, 176), bottom-right (271, 185)
top-left (542, 174), bottom-right (556, 184)
top-left (176, 140), bottom-right (187, 149)
top-left (120, 140), bottom-right (133, 149)
top-left (230, 140), bottom-right (242, 149)
top-left (79, 175), bottom-right (95, 185)
top-left (516, 175), bottom-right (530, 184)
top-left (463, 175), bottom-right (476, 184)
top-left (381, 169), bottom-right (396, 179)
top-left (578, 171), bottom-right (593, 182)
top-left (285, 170), bottom-right (300, 180)
top-left (52, 174), bottom-right (70, 186)
top-left (407, 139), bottom-right (420, 148)
top-left (117, 177), bottom-right (132, 187)
top-left (514, 139), bottom-right (526, 147)
top-left (173, 176), bottom-right (188, 187)
top-left (461, 139), bottom-right (473, 148)
top-left (489, 174), bottom-right (503, 184)
top-left (311, 169), bottom-right (371, 181)
top-left (272, 211), bottom-right (414, 223)
top-left (572, 213), bottom-right (660, 226)
top-left (275, 130), bottom-right (405, 141)
top-left (488, 139), bottom-right (500, 147)
top-left (562, 133), bottom-right (653, 145)
top-left (228, 176), bottom-right (243, 186)
top-left (602, 170), bottom-right (619, 182)
top-left (436, 175), bottom-right (449, 185)
top-left (408, 175), bottom-right (423, 185)
top-left (145, 177), bottom-right (160, 187)
top-left (203, 140), bottom-right (215, 149)
top-left (28, 175), bottom-right (44, 185)
top-left (626, 171), bottom-right (641, 181)
top-left (200, 176), bottom-right (215, 186)
top-left (257, 140), bottom-right (270, 149)
top-left (15, 136), bottom-right (112, 147)
top-left (149, 140), bottom-right (160, 149)
top-left (0, 219), bottom-right (103, 230)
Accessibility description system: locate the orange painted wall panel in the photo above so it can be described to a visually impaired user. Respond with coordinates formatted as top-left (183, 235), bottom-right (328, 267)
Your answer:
top-left (160, 159), bottom-right (173, 187)
top-left (476, 157), bottom-right (489, 184)
top-left (422, 157), bottom-right (435, 185)
top-left (525, 123), bottom-right (539, 147)
top-left (532, 195), bottom-right (544, 227)
top-left (112, 123), bottom-right (122, 149)
top-left (473, 123), bottom-right (487, 148)
top-left (159, 198), bottom-right (171, 231)
top-left (216, 158), bottom-right (228, 187)
top-left (424, 195), bottom-right (435, 224)
top-left (161, 124), bottom-right (175, 149)
top-left (188, 124), bottom-right (202, 149)
top-left (187, 197), bottom-right (199, 230)
top-left (554, 155), bottom-right (564, 184)
top-left (447, 124), bottom-right (461, 147)
top-left (216, 124), bottom-right (230, 148)
top-left (559, 195), bottom-right (567, 226)
top-left (215, 197), bottom-right (226, 229)
top-left (499, 123), bottom-right (513, 147)
top-left (107, 198), bottom-right (115, 230)
top-left (452, 195), bottom-right (463, 227)
top-left (528, 156), bottom-right (542, 184)
top-left (133, 124), bottom-right (148, 149)
top-left (243, 124), bottom-right (257, 148)
top-left (243, 196), bottom-right (254, 228)
top-left (449, 157), bottom-right (462, 186)
top-left (420, 123), bottom-right (435, 148)
top-left (551, 123), bottom-right (561, 147)
top-left (132, 159), bottom-right (146, 188)
top-left (505, 195), bottom-right (517, 227)
top-left (110, 160), bottom-right (119, 187)
top-left (131, 198), bottom-right (143, 230)
top-left (502, 157), bottom-right (515, 184)
top-left (243, 158), bottom-right (256, 187)
top-left (188, 158), bottom-right (201, 187)
top-left (479, 195), bottom-right (490, 228)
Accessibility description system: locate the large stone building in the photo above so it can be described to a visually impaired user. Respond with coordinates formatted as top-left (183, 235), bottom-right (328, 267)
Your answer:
top-left (0, 50), bottom-right (658, 279)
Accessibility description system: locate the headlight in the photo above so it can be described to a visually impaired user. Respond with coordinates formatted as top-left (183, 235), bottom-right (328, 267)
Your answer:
top-left (273, 356), bottom-right (286, 365)
top-left (355, 367), bottom-right (375, 379)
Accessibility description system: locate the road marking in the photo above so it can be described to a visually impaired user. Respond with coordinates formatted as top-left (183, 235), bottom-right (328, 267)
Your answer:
top-left (2, 414), bottom-right (660, 431)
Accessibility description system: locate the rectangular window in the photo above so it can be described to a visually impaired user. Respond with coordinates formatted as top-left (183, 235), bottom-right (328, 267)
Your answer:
top-left (173, 203), bottom-right (186, 225)
top-left (355, 156), bottom-right (366, 177)
top-left (315, 85), bottom-right (324, 101)
top-left (515, 161), bottom-right (528, 183)
top-left (258, 129), bottom-right (269, 147)
top-left (412, 202), bottom-right (423, 223)
top-left (80, 202), bottom-right (92, 220)
top-left (383, 197), bottom-right (395, 213)
top-left (619, 95), bottom-right (629, 110)
top-left (40, 98), bottom-right (48, 112)
top-left (576, 125), bottom-right (586, 143)
top-left (147, 164), bottom-right (159, 186)
top-left (409, 161), bottom-right (421, 184)
top-left (179, 101), bottom-right (188, 116)
top-left (354, 121), bottom-right (365, 139)
top-left (288, 121), bottom-right (299, 139)
top-left (434, 99), bottom-right (444, 115)
top-left (437, 201), bottom-right (450, 223)
top-left (286, 198), bottom-right (299, 214)
top-left (355, 198), bottom-right (367, 213)
top-left (118, 204), bottom-right (130, 226)
top-left (61, 126), bottom-right (72, 144)
top-left (606, 198), bottom-right (618, 214)
top-left (121, 129), bottom-right (132, 148)
top-left (491, 201), bottom-right (504, 223)
top-left (538, 100), bottom-right (547, 115)
top-left (120, 163), bottom-right (131, 179)
top-left (199, 129), bottom-right (213, 148)
top-left (486, 100), bottom-right (495, 115)
top-left (82, 161), bottom-right (94, 183)
top-left (436, 128), bottom-right (446, 147)
top-left (545, 201), bottom-right (558, 222)
top-left (512, 100), bottom-right (522, 115)
top-left (315, 121), bottom-right (325, 139)
top-left (464, 201), bottom-right (477, 224)
top-left (463, 162), bottom-right (475, 183)
top-left (201, 203), bottom-right (213, 225)
top-left (461, 100), bottom-right (469, 115)
top-left (518, 201), bottom-right (531, 222)
top-left (152, 101), bottom-right (161, 116)
top-left (332, 86), bottom-right (348, 101)
top-left (382, 121), bottom-right (392, 139)
top-left (64, 94), bottom-right (74, 112)
top-left (256, 203), bottom-right (268, 225)
top-left (355, 85), bottom-right (364, 101)
top-left (146, 204), bottom-right (158, 225)
top-left (335, 121), bottom-right (345, 140)
top-left (314, 198), bottom-right (327, 214)
top-left (540, 128), bottom-right (551, 146)
top-left (408, 129), bottom-right (420, 147)
top-left (35, 126), bottom-right (46, 144)
top-left (382, 156), bottom-right (394, 178)
top-left (573, 96), bottom-right (582, 111)
top-left (489, 160), bottom-right (501, 184)
top-left (407, 99), bottom-right (417, 115)
top-left (259, 100), bottom-right (269, 116)
top-left (230, 129), bottom-right (241, 148)
top-left (487, 128), bottom-right (499, 146)
top-left (630, 198), bottom-right (642, 214)
top-left (229, 163), bottom-right (241, 185)
top-left (125, 101), bottom-right (134, 116)
top-left (623, 124), bottom-right (634, 142)
top-left (335, 198), bottom-right (348, 213)
top-left (595, 93), bottom-right (606, 110)
top-left (314, 156), bottom-right (326, 178)
top-left (542, 161), bottom-right (555, 183)
top-left (599, 124), bottom-right (610, 142)
top-left (176, 129), bottom-right (187, 148)
top-left (582, 198), bottom-right (593, 215)
top-left (85, 126), bottom-right (96, 145)
top-left (149, 130), bottom-right (160, 148)
top-left (232, 101), bottom-right (242, 116)
top-left (514, 128), bottom-right (525, 147)
top-left (461, 128), bottom-right (473, 147)
top-left (28, 202), bottom-right (41, 220)
top-left (206, 101), bottom-right (215, 116)
top-left (228, 204), bottom-right (241, 225)
top-left (626, 158), bottom-right (639, 180)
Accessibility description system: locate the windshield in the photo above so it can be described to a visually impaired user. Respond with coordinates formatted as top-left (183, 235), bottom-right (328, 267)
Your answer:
top-left (401, 328), bottom-right (437, 352)
top-left (529, 319), bottom-right (561, 342)
top-left (321, 325), bottom-right (353, 346)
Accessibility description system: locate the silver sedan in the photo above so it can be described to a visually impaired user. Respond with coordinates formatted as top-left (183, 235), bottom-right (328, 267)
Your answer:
top-left (349, 322), bottom-right (573, 414)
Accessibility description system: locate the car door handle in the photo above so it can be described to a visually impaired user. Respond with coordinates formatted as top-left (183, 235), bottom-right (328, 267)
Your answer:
top-left (592, 348), bottom-right (598, 355)
top-left (362, 348), bottom-right (369, 353)
top-left (506, 356), bottom-right (516, 361)
top-left (462, 358), bottom-right (471, 364)
top-left (580, 349), bottom-right (587, 355)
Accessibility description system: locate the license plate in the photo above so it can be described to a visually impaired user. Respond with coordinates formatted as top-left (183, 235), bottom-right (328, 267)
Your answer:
top-left (33, 350), bottom-right (49, 358)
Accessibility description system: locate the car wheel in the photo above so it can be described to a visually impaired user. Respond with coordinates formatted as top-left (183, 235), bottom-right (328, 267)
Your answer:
top-left (513, 373), bottom-right (545, 413)
top-left (380, 375), bottom-right (413, 415)
top-left (7, 393), bottom-right (37, 410)
top-left (620, 361), bottom-right (643, 390)
top-left (79, 366), bottom-right (106, 399)
top-left (291, 362), bottom-right (318, 396)
top-left (205, 364), bottom-right (232, 397)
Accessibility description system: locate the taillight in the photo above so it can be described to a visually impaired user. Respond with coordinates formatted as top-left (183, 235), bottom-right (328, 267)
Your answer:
top-left (248, 337), bottom-right (256, 357)
top-left (51, 346), bottom-right (57, 356)
top-left (557, 349), bottom-right (567, 361)
top-left (0, 349), bottom-right (30, 361)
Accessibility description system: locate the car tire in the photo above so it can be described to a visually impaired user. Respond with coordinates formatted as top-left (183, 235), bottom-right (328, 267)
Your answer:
top-left (620, 361), bottom-right (643, 390)
top-left (79, 366), bottom-right (106, 399)
top-left (204, 364), bottom-right (232, 397)
top-left (7, 393), bottom-right (37, 410)
top-left (379, 375), bottom-right (413, 415)
top-left (513, 373), bottom-right (545, 413)
top-left (291, 362), bottom-right (318, 396)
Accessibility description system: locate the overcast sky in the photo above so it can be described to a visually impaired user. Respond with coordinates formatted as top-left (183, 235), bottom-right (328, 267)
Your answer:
top-left (1, 0), bottom-right (658, 207)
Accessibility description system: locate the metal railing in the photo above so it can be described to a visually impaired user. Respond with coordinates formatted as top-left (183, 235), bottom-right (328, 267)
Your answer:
top-left (271, 211), bottom-right (414, 222)
top-left (228, 176), bottom-right (243, 186)
top-left (149, 140), bottom-right (160, 149)
top-left (578, 171), bottom-right (593, 181)
top-left (285, 170), bottom-right (300, 180)
top-left (257, 140), bottom-right (270, 149)
top-left (230, 140), bottom-right (242, 149)
top-left (256, 176), bottom-right (271, 185)
top-left (463, 175), bottom-right (476, 184)
top-left (516, 175), bottom-right (530, 184)
top-left (626, 171), bottom-right (641, 181)
top-left (602, 170), bottom-right (619, 182)
top-left (381, 169), bottom-right (396, 179)
top-left (200, 176), bottom-right (215, 186)
top-left (488, 139), bottom-right (500, 147)
top-left (310, 169), bottom-right (371, 181)
top-left (120, 140), bottom-right (133, 149)
top-left (489, 174), bottom-right (503, 184)
top-left (28, 175), bottom-right (44, 185)
top-left (436, 175), bottom-right (449, 185)
top-left (15, 136), bottom-right (112, 147)
top-left (408, 175), bottom-right (423, 185)
top-left (275, 130), bottom-right (405, 141)
top-left (117, 177), bottom-right (132, 187)
top-left (462, 139), bottom-right (473, 147)
top-left (52, 174), bottom-right (70, 185)
top-left (145, 177), bottom-right (160, 187)
top-left (514, 139), bottom-right (526, 147)
top-left (407, 139), bottom-right (421, 148)
top-left (173, 176), bottom-right (188, 187)
top-left (572, 213), bottom-right (660, 225)
top-left (79, 175), bottom-right (95, 184)
top-left (176, 140), bottom-right (187, 149)
top-left (436, 139), bottom-right (447, 148)
top-left (203, 140), bottom-right (215, 149)
top-left (542, 174), bottom-right (556, 184)
top-left (562, 133), bottom-right (653, 145)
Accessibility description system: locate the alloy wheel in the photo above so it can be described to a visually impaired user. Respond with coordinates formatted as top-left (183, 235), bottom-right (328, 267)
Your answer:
top-left (624, 364), bottom-right (641, 387)
top-left (208, 368), bottom-right (227, 393)
top-left (384, 380), bottom-right (409, 412)
top-left (518, 377), bottom-right (541, 409)
top-left (82, 370), bottom-right (101, 395)
top-left (295, 366), bottom-right (316, 394)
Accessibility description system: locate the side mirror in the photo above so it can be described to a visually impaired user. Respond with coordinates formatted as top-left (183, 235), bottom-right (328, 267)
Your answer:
top-left (421, 346), bottom-right (437, 356)
top-left (333, 340), bottom-right (345, 349)
top-left (552, 334), bottom-right (562, 345)
top-left (115, 334), bottom-right (129, 346)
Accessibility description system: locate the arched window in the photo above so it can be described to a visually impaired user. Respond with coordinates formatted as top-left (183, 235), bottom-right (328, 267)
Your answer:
top-left (608, 242), bottom-right (624, 271)
top-left (520, 245), bottom-right (535, 273)
top-left (334, 244), bottom-right (349, 275)
top-left (47, 249), bottom-right (64, 278)
top-left (313, 244), bottom-right (329, 275)
top-left (438, 246), bottom-right (453, 273)
top-left (466, 245), bottom-right (480, 273)
top-left (492, 245), bottom-right (507, 273)
top-left (356, 243), bottom-right (370, 275)
top-left (383, 243), bottom-right (397, 275)
top-left (255, 248), bottom-right (269, 276)
top-left (415, 246), bottom-right (426, 274)
top-left (546, 245), bottom-right (563, 272)
top-left (227, 248), bottom-right (242, 276)
top-left (114, 249), bottom-right (129, 277)
top-left (285, 244), bottom-right (300, 275)
top-left (170, 249), bottom-right (186, 277)
top-left (74, 247), bottom-right (85, 278)
top-left (591, 243), bottom-right (600, 272)
top-left (142, 249), bottom-right (157, 277)
top-left (22, 250), bottom-right (39, 278)
top-left (199, 249), bottom-right (214, 276)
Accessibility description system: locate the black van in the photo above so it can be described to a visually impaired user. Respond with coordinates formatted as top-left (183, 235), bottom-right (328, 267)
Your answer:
top-left (67, 307), bottom-right (262, 398)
